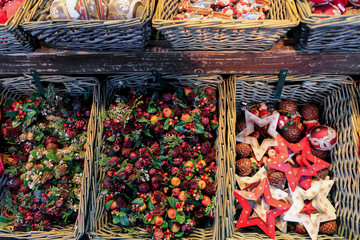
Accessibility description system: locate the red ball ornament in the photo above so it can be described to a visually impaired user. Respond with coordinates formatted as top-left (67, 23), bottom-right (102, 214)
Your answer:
top-left (312, 3), bottom-right (341, 15)
top-left (309, 125), bottom-right (337, 151)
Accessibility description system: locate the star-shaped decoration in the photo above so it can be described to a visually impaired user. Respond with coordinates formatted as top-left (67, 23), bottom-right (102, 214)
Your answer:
top-left (300, 200), bottom-right (318, 216)
top-left (268, 135), bottom-right (331, 191)
top-left (234, 178), bottom-right (290, 239)
top-left (236, 110), bottom-right (280, 161)
top-left (283, 181), bottom-right (336, 240)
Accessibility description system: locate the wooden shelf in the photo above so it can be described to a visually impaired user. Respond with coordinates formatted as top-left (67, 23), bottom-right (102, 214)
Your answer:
top-left (0, 39), bottom-right (359, 76)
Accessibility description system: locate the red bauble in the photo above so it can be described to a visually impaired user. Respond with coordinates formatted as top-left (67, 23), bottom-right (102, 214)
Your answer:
top-left (309, 125), bottom-right (337, 151)
top-left (312, 3), bottom-right (341, 15)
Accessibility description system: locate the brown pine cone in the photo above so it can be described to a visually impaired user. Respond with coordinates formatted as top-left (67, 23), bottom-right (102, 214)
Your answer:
top-left (236, 143), bottom-right (252, 158)
top-left (60, 192), bottom-right (70, 200)
top-left (46, 143), bottom-right (58, 151)
top-left (301, 104), bottom-right (319, 121)
top-left (138, 183), bottom-right (150, 193)
top-left (41, 171), bottom-right (54, 184)
top-left (236, 158), bottom-right (253, 176)
top-left (281, 125), bottom-right (302, 143)
top-left (267, 168), bottom-right (286, 185)
top-left (74, 120), bottom-right (86, 132)
top-left (316, 168), bottom-right (329, 180)
top-left (56, 163), bottom-right (68, 176)
top-left (204, 183), bottom-right (216, 196)
top-left (154, 228), bottom-right (164, 240)
top-left (154, 203), bottom-right (166, 216)
top-left (190, 179), bottom-right (198, 190)
top-left (279, 99), bottom-right (297, 113)
top-left (42, 219), bottom-right (52, 229)
top-left (116, 196), bottom-right (128, 208)
top-left (319, 220), bottom-right (337, 235)
top-left (311, 147), bottom-right (329, 160)
top-left (153, 190), bottom-right (165, 203)
top-left (236, 119), bottom-right (247, 134)
top-left (183, 180), bottom-right (191, 190)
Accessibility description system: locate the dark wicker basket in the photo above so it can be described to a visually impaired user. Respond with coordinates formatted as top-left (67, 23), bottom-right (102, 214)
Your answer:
top-left (0, 75), bottom-right (100, 240)
top-left (226, 75), bottom-right (359, 240)
top-left (294, 0), bottom-right (360, 52)
top-left (20, 0), bottom-right (155, 52)
top-left (152, 0), bottom-right (299, 51)
top-left (0, 0), bottom-right (38, 53)
top-left (87, 73), bottom-right (227, 240)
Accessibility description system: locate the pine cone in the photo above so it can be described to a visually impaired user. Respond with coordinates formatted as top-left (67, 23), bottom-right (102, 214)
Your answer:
top-left (201, 142), bottom-right (211, 155)
top-left (162, 93), bottom-right (173, 102)
top-left (41, 171), bottom-right (54, 184)
top-left (46, 143), bottom-right (58, 151)
top-left (236, 158), bottom-right (253, 176)
top-left (60, 192), bottom-right (70, 200)
top-left (173, 157), bottom-right (183, 166)
top-left (301, 104), bottom-right (319, 121)
top-left (154, 125), bottom-right (164, 135)
top-left (138, 183), bottom-right (150, 193)
top-left (190, 179), bottom-right (198, 190)
top-left (45, 137), bottom-right (58, 146)
top-left (178, 170), bottom-right (185, 180)
top-left (56, 164), bottom-right (68, 176)
top-left (267, 168), bottom-right (286, 185)
top-left (103, 177), bottom-right (121, 192)
top-left (42, 219), bottom-right (52, 229)
top-left (174, 107), bottom-right (182, 116)
top-left (153, 228), bottom-right (164, 240)
top-left (236, 143), bottom-right (252, 158)
top-left (183, 150), bottom-right (192, 160)
top-left (121, 148), bottom-right (131, 157)
top-left (311, 147), bottom-right (329, 160)
top-left (281, 125), bottom-right (302, 143)
top-left (316, 168), bottom-right (329, 180)
top-left (236, 119), bottom-right (247, 134)
top-left (319, 220), bottom-right (337, 235)
top-left (154, 203), bottom-right (166, 216)
top-left (183, 180), bottom-right (191, 190)
top-left (279, 99), bottom-right (297, 113)
top-left (116, 196), bottom-right (128, 208)
top-left (134, 160), bottom-right (144, 169)
top-left (153, 190), bottom-right (165, 203)
top-left (204, 183), bottom-right (216, 196)
top-left (150, 142), bottom-right (160, 156)
top-left (123, 138), bottom-right (133, 148)
top-left (172, 146), bottom-right (183, 157)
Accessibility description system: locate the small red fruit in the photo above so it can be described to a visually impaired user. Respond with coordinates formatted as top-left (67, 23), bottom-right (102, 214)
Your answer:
top-left (168, 208), bottom-right (177, 219)
top-left (129, 152), bottom-right (138, 161)
top-left (202, 196), bottom-right (211, 206)
top-left (184, 88), bottom-right (192, 96)
top-left (171, 177), bottom-right (181, 187)
top-left (154, 216), bottom-right (163, 227)
top-left (162, 108), bottom-right (172, 118)
top-left (172, 222), bottom-right (180, 233)
top-left (109, 200), bottom-right (118, 210)
top-left (178, 191), bottom-right (187, 202)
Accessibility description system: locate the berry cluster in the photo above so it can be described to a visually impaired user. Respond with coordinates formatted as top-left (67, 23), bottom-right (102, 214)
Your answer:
top-left (0, 85), bottom-right (90, 231)
top-left (99, 87), bottom-right (218, 239)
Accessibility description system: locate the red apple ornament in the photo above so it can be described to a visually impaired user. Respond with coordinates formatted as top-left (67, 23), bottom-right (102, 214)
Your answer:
top-left (309, 125), bottom-right (337, 151)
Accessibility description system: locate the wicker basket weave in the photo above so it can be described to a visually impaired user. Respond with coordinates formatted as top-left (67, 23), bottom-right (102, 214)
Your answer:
top-left (87, 73), bottom-right (226, 240)
top-left (20, 0), bottom-right (155, 51)
top-left (0, 0), bottom-right (39, 53)
top-left (152, 0), bottom-right (299, 51)
top-left (0, 75), bottom-right (100, 240)
top-left (225, 75), bottom-right (359, 240)
top-left (294, 0), bottom-right (360, 52)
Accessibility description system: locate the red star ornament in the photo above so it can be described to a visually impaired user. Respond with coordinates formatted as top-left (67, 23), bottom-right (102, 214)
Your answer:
top-left (234, 178), bottom-right (290, 239)
top-left (268, 135), bottom-right (330, 191)
top-left (300, 200), bottom-right (318, 216)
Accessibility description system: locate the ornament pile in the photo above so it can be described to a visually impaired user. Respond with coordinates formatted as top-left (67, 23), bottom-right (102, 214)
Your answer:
top-left (234, 99), bottom-right (338, 240)
top-left (0, 0), bottom-right (24, 24)
top-left (99, 87), bottom-right (218, 240)
top-left (0, 85), bottom-right (90, 231)
top-left (173, 0), bottom-right (269, 20)
top-left (309, 0), bottom-right (360, 16)
top-left (50, 0), bottom-right (147, 20)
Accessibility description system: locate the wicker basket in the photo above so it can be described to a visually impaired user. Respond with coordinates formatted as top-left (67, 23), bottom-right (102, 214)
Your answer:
top-left (0, 75), bottom-right (100, 240)
top-left (152, 0), bottom-right (299, 51)
top-left (0, 0), bottom-right (39, 53)
top-left (294, 0), bottom-right (360, 52)
top-left (225, 75), bottom-right (359, 240)
top-left (20, 0), bottom-right (155, 51)
top-left (87, 73), bottom-right (226, 240)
